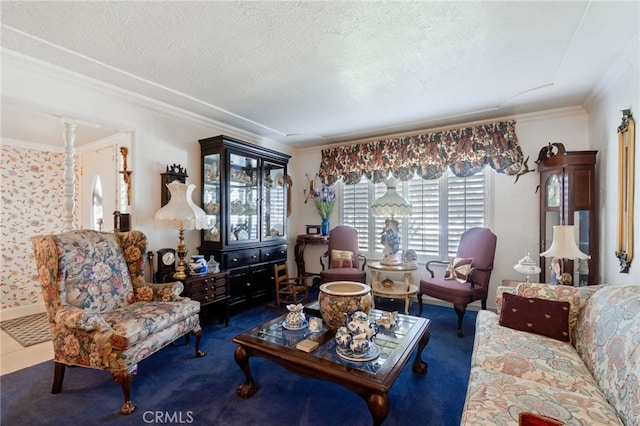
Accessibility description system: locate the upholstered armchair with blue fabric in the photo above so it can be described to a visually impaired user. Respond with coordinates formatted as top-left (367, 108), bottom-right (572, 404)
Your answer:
top-left (31, 230), bottom-right (204, 415)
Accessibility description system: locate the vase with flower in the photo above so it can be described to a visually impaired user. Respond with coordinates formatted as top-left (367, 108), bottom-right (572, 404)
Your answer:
top-left (314, 184), bottom-right (336, 236)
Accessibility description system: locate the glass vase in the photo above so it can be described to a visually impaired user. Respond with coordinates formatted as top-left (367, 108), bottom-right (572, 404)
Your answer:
top-left (321, 218), bottom-right (330, 236)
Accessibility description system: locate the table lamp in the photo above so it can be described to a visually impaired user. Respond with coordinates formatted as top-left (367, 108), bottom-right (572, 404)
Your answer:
top-left (155, 181), bottom-right (208, 280)
top-left (371, 178), bottom-right (412, 265)
top-left (540, 225), bottom-right (589, 285)
top-left (513, 252), bottom-right (541, 283)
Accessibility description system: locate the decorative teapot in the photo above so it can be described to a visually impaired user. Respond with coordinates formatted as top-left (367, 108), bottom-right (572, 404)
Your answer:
top-left (345, 311), bottom-right (377, 340)
top-left (285, 303), bottom-right (306, 328)
top-left (375, 311), bottom-right (398, 330)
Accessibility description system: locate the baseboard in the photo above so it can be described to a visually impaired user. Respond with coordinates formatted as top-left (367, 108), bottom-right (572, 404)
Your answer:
top-left (0, 303), bottom-right (46, 321)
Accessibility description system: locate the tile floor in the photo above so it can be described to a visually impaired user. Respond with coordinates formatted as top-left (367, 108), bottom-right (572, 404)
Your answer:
top-left (1, 328), bottom-right (53, 375)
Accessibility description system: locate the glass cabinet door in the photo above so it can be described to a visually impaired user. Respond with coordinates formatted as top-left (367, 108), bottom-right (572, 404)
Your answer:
top-left (228, 152), bottom-right (259, 243)
top-left (262, 161), bottom-right (286, 239)
top-left (203, 153), bottom-right (221, 242)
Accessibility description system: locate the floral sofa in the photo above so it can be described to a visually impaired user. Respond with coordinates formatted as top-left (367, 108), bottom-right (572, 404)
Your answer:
top-left (31, 230), bottom-right (204, 415)
top-left (460, 283), bottom-right (640, 425)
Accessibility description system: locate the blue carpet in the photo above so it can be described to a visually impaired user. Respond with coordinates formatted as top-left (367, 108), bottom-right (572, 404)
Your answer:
top-left (1, 298), bottom-right (476, 426)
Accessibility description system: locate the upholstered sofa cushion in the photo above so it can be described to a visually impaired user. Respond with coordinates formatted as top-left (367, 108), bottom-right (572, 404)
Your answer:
top-left (462, 367), bottom-right (622, 425)
top-left (473, 311), bottom-right (604, 398)
top-left (573, 285), bottom-right (640, 426)
top-left (499, 293), bottom-right (571, 342)
top-left (102, 300), bottom-right (201, 348)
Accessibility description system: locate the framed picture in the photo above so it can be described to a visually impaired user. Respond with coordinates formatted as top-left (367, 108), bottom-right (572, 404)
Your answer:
top-left (306, 225), bottom-right (321, 235)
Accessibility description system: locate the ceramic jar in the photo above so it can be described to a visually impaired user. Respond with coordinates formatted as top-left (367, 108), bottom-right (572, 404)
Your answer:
top-left (188, 255), bottom-right (207, 275)
top-left (318, 281), bottom-right (372, 330)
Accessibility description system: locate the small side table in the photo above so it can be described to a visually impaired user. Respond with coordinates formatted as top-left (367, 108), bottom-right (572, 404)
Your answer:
top-left (368, 261), bottom-right (419, 314)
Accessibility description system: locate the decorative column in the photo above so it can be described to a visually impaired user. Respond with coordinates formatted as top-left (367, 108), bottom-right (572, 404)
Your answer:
top-left (62, 119), bottom-right (77, 232)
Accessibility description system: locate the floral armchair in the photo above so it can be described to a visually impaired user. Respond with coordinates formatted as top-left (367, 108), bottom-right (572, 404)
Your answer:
top-left (31, 230), bottom-right (205, 415)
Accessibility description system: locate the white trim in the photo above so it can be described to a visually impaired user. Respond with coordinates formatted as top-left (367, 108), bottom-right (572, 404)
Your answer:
top-left (1, 136), bottom-right (64, 152)
top-left (0, 302), bottom-right (46, 322)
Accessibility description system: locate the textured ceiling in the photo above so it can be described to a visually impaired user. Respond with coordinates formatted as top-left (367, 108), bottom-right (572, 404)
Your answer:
top-left (1, 1), bottom-right (639, 148)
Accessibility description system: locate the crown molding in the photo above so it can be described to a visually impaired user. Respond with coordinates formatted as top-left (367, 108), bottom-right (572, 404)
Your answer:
top-left (1, 49), bottom-right (276, 147)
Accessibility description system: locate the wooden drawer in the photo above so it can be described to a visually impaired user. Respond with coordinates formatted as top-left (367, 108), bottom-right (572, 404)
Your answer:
top-left (223, 249), bottom-right (260, 269)
top-left (261, 244), bottom-right (287, 263)
top-left (184, 272), bottom-right (229, 306)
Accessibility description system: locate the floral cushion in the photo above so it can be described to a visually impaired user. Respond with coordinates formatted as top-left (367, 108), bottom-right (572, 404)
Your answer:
top-left (573, 285), bottom-right (640, 426)
top-left (57, 231), bottom-right (134, 312)
top-left (473, 311), bottom-right (605, 399)
top-left (461, 367), bottom-right (622, 425)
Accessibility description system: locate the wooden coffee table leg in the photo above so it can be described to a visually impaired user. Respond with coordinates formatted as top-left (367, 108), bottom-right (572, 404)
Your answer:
top-left (366, 391), bottom-right (389, 426)
top-left (412, 329), bottom-right (431, 375)
top-left (234, 345), bottom-right (258, 398)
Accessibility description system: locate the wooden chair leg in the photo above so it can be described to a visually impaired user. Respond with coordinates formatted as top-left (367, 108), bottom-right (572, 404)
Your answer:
top-left (112, 365), bottom-right (138, 415)
top-left (417, 292), bottom-right (424, 316)
top-left (454, 304), bottom-right (466, 338)
top-left (51, 361), bottom-right (65, 394)
top-left (193, 328), bottom-right (206, 357)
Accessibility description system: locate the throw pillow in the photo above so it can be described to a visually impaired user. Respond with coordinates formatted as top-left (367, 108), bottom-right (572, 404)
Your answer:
top-left (331, 250), bottom-right (354, 268)
top-left (499, 293), bottom-right (571, 342)
top-left (444, 257), bottom-right (473, 283)
top-left (519, 412), bottom-right (565, 426)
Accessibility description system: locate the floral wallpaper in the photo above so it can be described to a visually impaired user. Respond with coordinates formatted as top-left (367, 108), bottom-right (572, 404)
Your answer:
top-left (1, 144), bottom-right (77, 310)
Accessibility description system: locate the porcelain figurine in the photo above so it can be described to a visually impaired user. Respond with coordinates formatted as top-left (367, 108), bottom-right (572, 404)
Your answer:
top-left (285, 303), bottom-right (305, 328)
top-left (376, 311), bottom-right (398, 330)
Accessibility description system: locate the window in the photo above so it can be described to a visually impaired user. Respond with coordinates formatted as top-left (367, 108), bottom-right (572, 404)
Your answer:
top-left (342, 169), bottom-right (488, 260)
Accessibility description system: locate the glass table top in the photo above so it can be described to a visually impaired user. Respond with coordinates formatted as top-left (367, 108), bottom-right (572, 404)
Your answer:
top-left (247, 309), bottom-right (426, 374)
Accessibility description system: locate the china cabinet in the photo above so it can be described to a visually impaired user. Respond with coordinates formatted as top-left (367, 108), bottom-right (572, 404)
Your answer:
top-left (536, 143), bottom-right (597, 285)
top-left (198, 135), bottom-right (290, 308)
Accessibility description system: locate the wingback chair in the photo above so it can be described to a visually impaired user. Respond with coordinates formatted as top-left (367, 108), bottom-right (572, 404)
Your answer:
top-left (418, 227), bottom-right (497, 337)
top-left (31, 230), bottom-right (205, 415)
top-left (319, 225), bottom-right (367, 284)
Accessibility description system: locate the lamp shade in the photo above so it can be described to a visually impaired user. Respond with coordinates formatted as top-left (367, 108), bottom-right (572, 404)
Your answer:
top-left (540, 225), bottom-right (589, 260)
top-left (371, 179), bottom-right (412, 217)
top-left (155, 181), bottom-right (208, 230)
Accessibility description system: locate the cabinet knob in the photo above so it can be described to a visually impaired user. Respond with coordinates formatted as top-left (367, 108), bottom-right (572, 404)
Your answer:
top-left (265, 253), bottom-right (270, 257)
top-left (232, 258), bottom-right (238, 262)
top-left (251, 255), bottom-right (257, 259)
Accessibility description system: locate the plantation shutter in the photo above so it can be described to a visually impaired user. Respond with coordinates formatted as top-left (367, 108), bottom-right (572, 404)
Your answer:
top-left (446, 172), bottom-right (486, 256)
top-left (342, 180), bottom-right (371, 251)
top-left (341, 170), bottom-right (486, 259)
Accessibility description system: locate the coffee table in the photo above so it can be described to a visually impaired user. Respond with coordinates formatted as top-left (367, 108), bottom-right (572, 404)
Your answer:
top-left (232, 308), bottom-right (431, 425)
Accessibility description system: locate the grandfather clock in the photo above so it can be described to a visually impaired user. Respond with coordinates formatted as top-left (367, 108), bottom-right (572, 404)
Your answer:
top-left (536, 143), bottom-right (598, 285)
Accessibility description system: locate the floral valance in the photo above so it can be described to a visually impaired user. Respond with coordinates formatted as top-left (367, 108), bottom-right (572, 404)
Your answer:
top-left (318, 120), bottom-right (523, 184)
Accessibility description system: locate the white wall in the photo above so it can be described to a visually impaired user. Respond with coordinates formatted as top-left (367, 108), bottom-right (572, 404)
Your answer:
top-left (585, 36), bottom-right (640, 284)
top-left (3, 46), bottom-right (635, 317)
